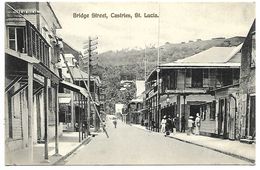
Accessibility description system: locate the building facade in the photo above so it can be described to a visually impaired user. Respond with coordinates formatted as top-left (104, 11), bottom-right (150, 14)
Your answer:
top-left (5, 2), bottom-right (62, 164)
top-left (145, 45), bottom-right (242, 138)
top-left (238, 20), bottom-right (256, 142)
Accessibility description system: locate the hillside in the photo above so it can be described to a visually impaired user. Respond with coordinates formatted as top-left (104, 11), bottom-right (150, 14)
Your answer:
top-left (97, 36), bottom-right (244, 77)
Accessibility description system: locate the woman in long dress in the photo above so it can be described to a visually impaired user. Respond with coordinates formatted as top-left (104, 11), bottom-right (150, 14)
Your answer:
top-left (161, 115), bottom-right (167, 133)
top-left (195, 113), bottom-right (201, 135)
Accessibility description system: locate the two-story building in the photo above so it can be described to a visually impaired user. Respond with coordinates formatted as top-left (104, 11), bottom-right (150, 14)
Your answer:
top-left (145, 44), bottom-right (242, 139)
top-left (238, 19), bottom-right (255, 142)
top-left (57, 41), bottom-right (102, 133)
top-left (5, 2), bottom-right (62, 164)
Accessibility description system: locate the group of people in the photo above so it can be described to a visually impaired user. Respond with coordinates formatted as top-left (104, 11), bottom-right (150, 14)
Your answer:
top-left (187, 113), bottom-right (201, 135)
top-left (141, 119), bottom-right (157, 131)
top-left (160, 115), bottom-right (177, 136)
top-left (160, 113), bottom-right (201, 136)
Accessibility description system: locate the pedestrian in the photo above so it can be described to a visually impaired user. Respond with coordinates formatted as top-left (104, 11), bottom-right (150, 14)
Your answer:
top-left (195, 113), bottom-right (201, 135)
top-left (160, 115), bottom-right (167, 133)
top-left (144, 119), bottom-right (148, 129)
top-left (112, 117), bottom-right (117, 128)
top-left (172, 117), bottom-right (177, 135)
top-left (187, 116), bottom-right (194, 135)
top-left (141, 119), bottom-right (144, 126)
top-left (165, 117), bottom-right (173, 136)
top-left (74, 122), bottom-right (79, 132)
top-left (82, 121), bottom-right (87, 138)
top-left (181, 115), bottom-right (186, 132)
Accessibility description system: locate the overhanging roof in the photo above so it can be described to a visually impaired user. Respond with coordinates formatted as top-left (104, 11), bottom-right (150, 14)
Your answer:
top-left (60, 80), bottom-right (89, 98)
top-left (175, 45), bottom-right (242, 63)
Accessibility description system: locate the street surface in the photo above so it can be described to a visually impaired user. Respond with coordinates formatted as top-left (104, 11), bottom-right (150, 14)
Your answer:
top-left (60, 119), bottom-right (251, 165)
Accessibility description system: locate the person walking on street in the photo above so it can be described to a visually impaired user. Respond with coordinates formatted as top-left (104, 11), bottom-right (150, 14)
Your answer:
top-left (112, 117), bottom-right (117, 128)
top-left (187, 116), bottom-right (194, 135)
top-left (181, 116), bottom-right (186, 132)
top-left (160, 115), bottom-right (167, 133)
top-left (195, 113), bottom-right (201, 135)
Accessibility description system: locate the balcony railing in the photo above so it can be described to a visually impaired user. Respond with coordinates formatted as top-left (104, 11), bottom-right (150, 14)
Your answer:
top-left (5, 4), bottom-right (50, 67)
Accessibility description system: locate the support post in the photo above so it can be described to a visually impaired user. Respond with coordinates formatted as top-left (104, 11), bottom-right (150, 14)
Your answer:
top-left (28, 64), bottom-right (34, 163)
top-left (156, 68), bottom-right (160, 132)
top-left (54, 84), bottom-right (61, 156)
top-left (78, 93), bottom-right (81, 142)
top-left (43, 77), bottom-right (49, 161)
top-left (87, 37), bottom-right (91, 135)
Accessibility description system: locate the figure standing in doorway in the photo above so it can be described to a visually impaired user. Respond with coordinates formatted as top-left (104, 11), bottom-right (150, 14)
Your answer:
top-left (195, 113), bottom-right (201, 135)
top-left (160, 115), bottom-right (167, 133)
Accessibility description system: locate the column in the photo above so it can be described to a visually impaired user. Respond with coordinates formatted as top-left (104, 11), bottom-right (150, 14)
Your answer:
top-left (54, 84), bottom-right (60, 156)
top-left (43, 77), bottom-right (49, 161)
top-left (28, 63), bottom-right (34, 162)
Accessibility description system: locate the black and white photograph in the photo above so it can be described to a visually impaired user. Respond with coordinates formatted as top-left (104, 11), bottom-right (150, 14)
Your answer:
top-left (2, 0), bottom-right (257, 166)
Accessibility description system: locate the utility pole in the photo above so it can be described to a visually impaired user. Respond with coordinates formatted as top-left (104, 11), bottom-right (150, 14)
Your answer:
top-left (156, 3), bottom-right (161, 132)
top-left (83, 36), bottom-right (98, 134)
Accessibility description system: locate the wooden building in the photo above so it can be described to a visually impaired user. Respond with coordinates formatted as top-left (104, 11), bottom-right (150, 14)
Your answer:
top-left (145, 45), bottom-right (242, 138)
top-left (238, 19), bottom-right (256, 142)
top-left (5, 2), bottom-right (62, 164)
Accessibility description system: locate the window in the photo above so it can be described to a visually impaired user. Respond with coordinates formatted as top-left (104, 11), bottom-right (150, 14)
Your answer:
top-left (169, 71), bottom-right (176, 89)
top-left (8, 27), bottom-right (16, 50)
top-left (251, 32), bottom-right (256, 68)
top-left (36, 34), bottom-right (39, 59)
top-left (185, 69), bottom-right (192, 88)
top-left (191, 69), bottom-right (203, 88)
top-left (233, 69), bottom-right (240, 84)
top-left (222, 69), bottom-right (232, 86)
top-left (203, 69), bottom-right (209, 87)
top-left (32, 29), bottom-right (36, 57)
top-left (8, 27), bottom-right (25, 53)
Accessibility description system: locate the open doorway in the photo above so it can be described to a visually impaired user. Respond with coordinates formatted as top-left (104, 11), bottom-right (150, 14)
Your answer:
top-left (190, 105), bottom-right (200, 120)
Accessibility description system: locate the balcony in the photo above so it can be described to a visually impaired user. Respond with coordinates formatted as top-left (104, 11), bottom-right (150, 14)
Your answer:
top-left (5, 4), bottom-right (50, 68)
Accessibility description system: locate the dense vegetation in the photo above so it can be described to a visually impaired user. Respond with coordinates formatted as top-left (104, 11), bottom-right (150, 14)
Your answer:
top-left (87, 36), bottom-right (245, 113)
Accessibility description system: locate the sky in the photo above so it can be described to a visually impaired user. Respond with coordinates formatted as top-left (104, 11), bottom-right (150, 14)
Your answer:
top-left (51, 2), bottom-right (255, 53)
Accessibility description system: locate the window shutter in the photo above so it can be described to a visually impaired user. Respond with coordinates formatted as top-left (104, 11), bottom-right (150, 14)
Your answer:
top-left (185, 69), bottom-right (192, 88)
top-left (26, 21), bottom-right (32, 56)
top-left (203, 69), bottom-right (209, 87)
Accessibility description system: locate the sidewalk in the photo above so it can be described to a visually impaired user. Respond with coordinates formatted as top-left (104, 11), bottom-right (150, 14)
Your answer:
top-left (6, 132), bottom-right (91, 165)
top-left (131, 124), bottom-right (256, 163)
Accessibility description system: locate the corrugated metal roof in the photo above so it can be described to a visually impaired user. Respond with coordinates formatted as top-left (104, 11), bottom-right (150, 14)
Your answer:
top-left (176, 45), bottom-right (242, 63)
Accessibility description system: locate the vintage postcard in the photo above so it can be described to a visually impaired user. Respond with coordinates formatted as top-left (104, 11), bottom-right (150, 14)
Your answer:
top-left (3, 0), bottom-right (256, 166)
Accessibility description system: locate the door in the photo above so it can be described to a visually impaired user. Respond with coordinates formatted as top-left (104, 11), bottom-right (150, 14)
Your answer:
top-left (249, 96), bottom-right (255, 137)
top-left (190, 105), bottom-right (200, 120)
top-left (218, 99), bottom-right (224, 135)
top-left (218, 98), bottom-right (228, 138)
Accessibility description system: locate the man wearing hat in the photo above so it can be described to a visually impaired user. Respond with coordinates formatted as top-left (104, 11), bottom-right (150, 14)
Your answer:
top-left (187, 116), bottom-right (194, 135)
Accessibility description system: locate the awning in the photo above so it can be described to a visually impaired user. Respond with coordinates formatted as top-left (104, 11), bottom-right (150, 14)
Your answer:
top-left (60, 80), bottom-right (89, 98)
top-left (33, 62), bottom-right (61, 84)
top-left (59, 98), bottom-right (71, 104)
